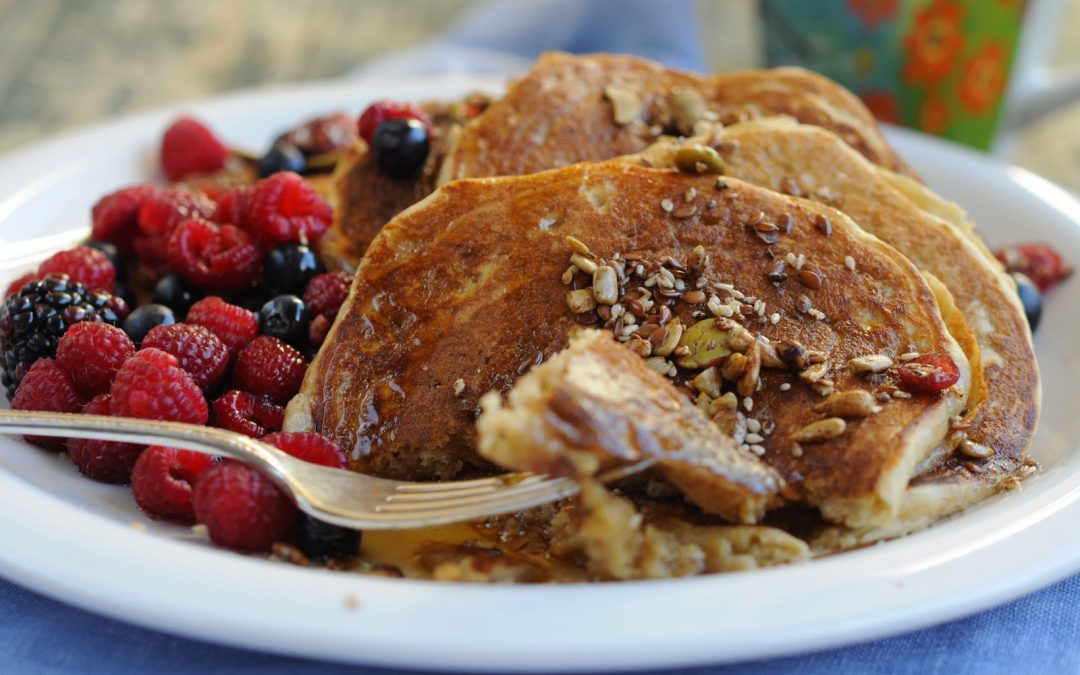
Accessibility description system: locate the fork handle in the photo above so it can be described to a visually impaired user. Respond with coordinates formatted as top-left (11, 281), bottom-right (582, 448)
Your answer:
top-left (0, 409), bottom-right (289, 477)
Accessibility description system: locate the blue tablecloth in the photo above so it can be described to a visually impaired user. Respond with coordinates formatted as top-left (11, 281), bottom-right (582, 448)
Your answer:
top-left (5, 1), bottom-right (1077, 671)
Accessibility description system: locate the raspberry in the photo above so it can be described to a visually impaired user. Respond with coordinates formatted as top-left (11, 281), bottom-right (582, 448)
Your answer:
top-left (142, 323), bottom-right (228, 391)
top-left (11, 358), bottom-right (81, 449)
top-left (185, 296), bottom-right (258, 354)
top-left (287, 112), bottom-right (358, 154)
top-left (5, 272), bottom-right (38, 299)
top-left (56, 322), bottom-right (135, 398)
top-left (138, 189), bottom-right (217, 239)
top-left (135, 189), bottom-right (217, 274)
top-left (357, 101), bottom-right (431, 143)
top-left (262, 431), bottom-right (347, 469)
top-left (995, 242), bottom-right (1072, 292)
top-left (67, 393), bottom-right (143, 483)
top-left (308, 313), bottom-right (331, 350)
top-left (38, 246), bottom-right (116, 292)
top-left (193, 461), bottom-right (296, 552)
top-left (160, 116), bottom-right (230, 181)
top-left (166, 218), bottom-right (262, 292)
top-left (245, 172), bottom-right (332, 247)
top-left (212, 185), bottom-right (253, 230)
top-left (231, 336), bottom-right (307, 404)
top-left (110, 348), bottom-right (208, 424)
top-left (211, 389), bottom-right (284, 438)
top-left (91, 185), bottom-right (162, 251)
top-left (302, 271), bottom-right (352, 319)
top-left (131, 445), bottom-right (215, 522)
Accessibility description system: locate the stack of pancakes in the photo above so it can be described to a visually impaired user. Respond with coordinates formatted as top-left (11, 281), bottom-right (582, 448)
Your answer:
top-left (284, 53), bottom-right (1039, 581)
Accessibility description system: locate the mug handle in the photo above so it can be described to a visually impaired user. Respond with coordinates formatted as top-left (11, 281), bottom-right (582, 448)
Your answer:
top-left (999, 0), bottom-right (1080, 144)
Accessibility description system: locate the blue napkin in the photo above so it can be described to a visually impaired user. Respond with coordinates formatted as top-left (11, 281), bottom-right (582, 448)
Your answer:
top-left (4, 1), bottom-right (1076, 672)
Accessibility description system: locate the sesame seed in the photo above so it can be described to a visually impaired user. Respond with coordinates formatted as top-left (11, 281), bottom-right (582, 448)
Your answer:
top-left (779, 382), bottom-right (791, 391)
top-left (844, 255), bottom-right (856, 272)
top-left (660, 198), bottom-right (674, 213)
top-left (746, 433), bottom-right (765, 444)
top-left (749, 444), bottom-right (766, 456)
top-left (791, 444), bottom-right (804, 457)
top-left (453, 378), bottom-right (466, 396)
top-left (747, 418), bottom-right (761, 433)
top-left (769, 312), bottom-right (780, 325)
top-left (899, 352), bottom-right (921, 361)
top-left (743, 396), bottom-right (754, 411)
top-left (808, 308), bottom-right (826, 321)
top-left (685, 187), bottom-right (697, 201)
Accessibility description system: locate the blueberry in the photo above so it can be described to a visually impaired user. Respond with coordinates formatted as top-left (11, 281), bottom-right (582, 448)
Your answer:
top-left (257, 142), bottom-right (307, 178)
top-left (84, 240), bottom-right (125, 280)
top-left (259, 295), bottom-right (310, 348)
top-left (372, 118), bottom-right (429, 178)
top-left (262, 243), bottom-right (324, 296)
top-left (297, 513), bottom-right (361, 563)
top-left (1013, 272), bottom-right (1042, 332)
top-left (150, 274), bottom-right (202, 319)
top-left (122, 304), bottom-right (175, 345)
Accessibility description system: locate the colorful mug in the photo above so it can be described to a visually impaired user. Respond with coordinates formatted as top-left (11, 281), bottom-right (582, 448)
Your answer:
top-left (762, 0), bottom-right (1080, 152)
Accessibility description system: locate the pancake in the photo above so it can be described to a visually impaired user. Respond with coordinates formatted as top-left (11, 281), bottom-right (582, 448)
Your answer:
top-left (476, 328), bottom-right (784, 524)
top-left (318, 93), bottom-right (491, 270)
top-left (285, 161), bottom-right (971, 529)
top-left (630, 120), bottom-right (1039, 544)
top-left (323, 52), bottom-right (912, 268)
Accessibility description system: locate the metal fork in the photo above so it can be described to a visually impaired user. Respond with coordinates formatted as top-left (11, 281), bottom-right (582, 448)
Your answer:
top-left (0, 410), bottom-right (648, 530)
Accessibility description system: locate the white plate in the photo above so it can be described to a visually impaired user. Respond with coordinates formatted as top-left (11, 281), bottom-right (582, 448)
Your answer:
top-left (0, 77), bottom-right (1077, 673)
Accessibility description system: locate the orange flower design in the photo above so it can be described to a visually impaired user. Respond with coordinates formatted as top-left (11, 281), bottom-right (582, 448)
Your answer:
top-left (903, 0), bottom-right (966, 85)
top-left (848, 0), bottom-right (899, 29)
top-left (958, 41), bottom-right (1009, 113)
top-left (919, 95), bottom-right (950, 134)
top-left (862, 90), bottom-right (900, 124)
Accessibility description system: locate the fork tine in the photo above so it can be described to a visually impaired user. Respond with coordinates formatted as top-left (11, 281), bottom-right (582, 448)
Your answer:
top-left (386, 475), bottom-right (552, 502)
top-left (376, 478), bottom-right (577, 514)
top-left (391, 473), bottom-right (546, 493)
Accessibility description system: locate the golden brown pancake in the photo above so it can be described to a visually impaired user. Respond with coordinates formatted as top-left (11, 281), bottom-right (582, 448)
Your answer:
top-left (285, 161), bottom-right (970, 529)
top-left (477, 328), bottom-right (784, 524)
top-left (324, 52), bottom-right (912, 268)
top-left (630, 120), bottom-right (1039, 544)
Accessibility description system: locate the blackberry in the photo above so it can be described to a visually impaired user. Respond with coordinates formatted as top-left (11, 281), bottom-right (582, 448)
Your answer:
top-left (0, 274), bottom-right (122, 398)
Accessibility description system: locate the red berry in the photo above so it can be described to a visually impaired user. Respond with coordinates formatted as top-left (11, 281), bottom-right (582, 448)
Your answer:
top-left (245, 172), bottom-right (332, 247)
top-left (56, 322), bottom-right (136, 398)
top-left (231, 336), bottom-right (307, 404)
top-left (91, 185), bottom-right (162, 251)
top-left (212, 185), bottom-right (254, 229)
top-left (138, 189), bottom-right (217, 239)
top-left (67, 394), bottom-right (143, 483)
top-left (38, 246), bottom-right (116, 293)
top-left (142, 323), bottom-right (229, 391)
top-left (288, 112), bottom-right (358, 154)
top-left (357, 101), bottom-right (431, 143)
top-left (185, 296), bottom-right (259, 355)
top-left (5, 272), bottom-right (38, 298)
top-left (193, 461), bottom-right (296, 552)
top-left (308, 313), bottom-right (331, 350)
top-left (160, 116), bottom-right (230, 181)
top-left (302, 271), bottom-right (352, 320)
top-left (131, 445), bottom-right (215, 522)
top-left (897, 353), bottom-right (961, 394)
top-left (166, 218), bottom-right (262, 292)
top-left (212, 389), bottom-right (284, 438)
top-left (262, 431), bottom-right (347, 469)
top-left (110, 348), bottom-right (209, 424)
top-left (11, 359), bottom-right (81, 450)
top-left (995, 242), bottom-right (1072, 292)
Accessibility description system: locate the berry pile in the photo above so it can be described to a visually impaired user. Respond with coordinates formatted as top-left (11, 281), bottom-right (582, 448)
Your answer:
top-left (0, 113), bottom-right (373, 564)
